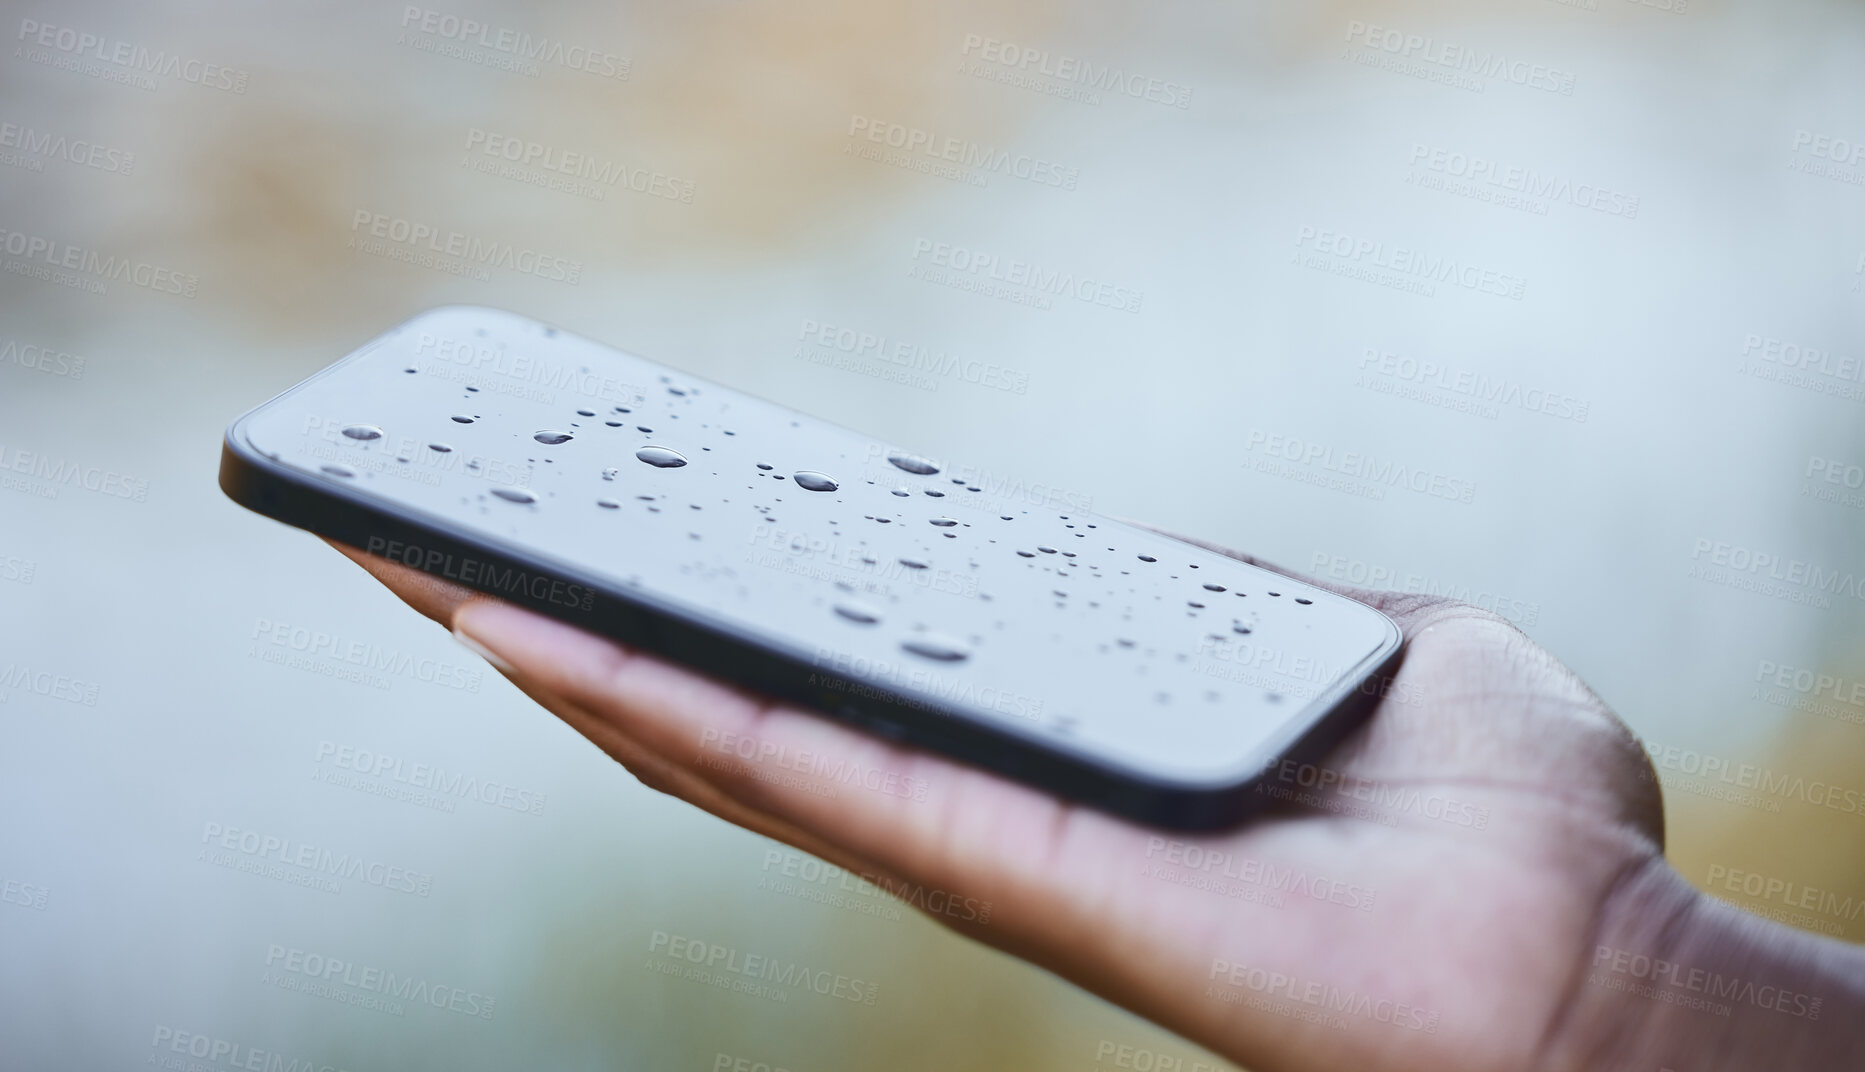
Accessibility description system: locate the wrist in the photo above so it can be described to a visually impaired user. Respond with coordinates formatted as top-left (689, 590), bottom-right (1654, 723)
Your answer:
top-left (1543, 854), bottom-right (1865, 1071)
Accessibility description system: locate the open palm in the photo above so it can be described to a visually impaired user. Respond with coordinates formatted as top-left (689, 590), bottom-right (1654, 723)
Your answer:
top-left (334, 527), bottom-right (1666, 1072)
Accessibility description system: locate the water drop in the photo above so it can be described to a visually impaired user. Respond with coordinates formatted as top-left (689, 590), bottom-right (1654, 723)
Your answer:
top-left (576, 409), bottom-right (596, 417)
top-left (1233, 622), bottom-right (1253, 635)
top-left (534, 430), bottom-right (574, 445)
top-left (891, 488), bottom-right (910, 497)
top-left (342, 424), bottom-right (383, 441)
top-left (1037, 546), bottom-right (1057, 554)
top-left (756, 463), bottom-right (774, 471)
top-left (597, 498), bottom-right (620, 509)
top-left (929, 517), bottom-right (957, 527)
top-left (452, 415), bottom-right (474, 424)
top-left (605, 420), bottom-right (624, 427)
top-left (1203, 583), bottom-right (1227, 592)
top-left (833, 602), bottom-right (881, 624)
top-left (1016, 550), bottom-right (1036, 558)
top-left (925, 489), bottom-right (945, 498)
top-left (491, 487), bottom-right (536, 504)
top-left (898, 558), bottom-right (928, 570)
top-left (602, 468), bottom-right (618, 480)
top-left (1295, 597), bottom-right (1313, 605)
top-left (793, 471), bottom-right (838, 492)
top-left (636, 446), bottom-right (688, 468)
top-left (428, 443), bottom-right (452, 453)
top-left (886, 452), bottom-right (940, 476)
top-left (901, 634), bottom-right (969, 662)
top-left (1138, 555), bottom-right (1156, 563)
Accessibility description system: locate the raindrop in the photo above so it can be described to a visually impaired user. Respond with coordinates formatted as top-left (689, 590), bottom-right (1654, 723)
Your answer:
top-left (1037, 546), bottom-right (1057, 554)
top-left (891, 488), bottom-right (910, 497)
top-left (491, 487), bottom-right (537, 504)
top-left (925, 489), bottom-right (945, 498)
top-left (929, 517), bottom-right (958, 527)
top-left (428, 443), bottom-right (452, 453)
top-left (597, 498), bottom-right (620, 509)
top-left (602, 468), bottom-right (618, 480)
top-left (636, 446), bottom-right (688, 468)
top-left (451, 415), bottom-right (474, 424)
top-left (534, 430), bottom-right (574, 445)
top-left (901, 634), bottom-right (969, 662)
top-left (1016, 550), bottom-right (1036, 558)
top-left (576, 409), bottom-right (596, 417)
top-left (898, 558), bottom-right (928, 570)
top-left (605, 420), bottom-right (624, 428)
top-left (1233, 622), bottom-right (1253, 635)
top-left (1203, 583), bottom-right (1227, 592)
top-left (793, 471), bottom-right (838, 492)
top-left (320, 464), bottom-right (355, 478)
top-left (1295, 597), bottom-right (1313, 605)
top-left (342, 424), bottom-right (382, 441)
top-left (1137, 555), bottom-right (1157, 563)
top-left (833, 602), bottom-right (882, 624)
top-left (1268, 591), bottom-right (1282, 597)
top-left (886, 452), bottom-right (940, 476)
top-left (756, 463), bottom-right (774, 471)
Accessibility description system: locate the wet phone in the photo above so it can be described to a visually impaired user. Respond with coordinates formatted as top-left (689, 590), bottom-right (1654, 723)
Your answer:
top-left (219, 307), bottom-right (1403, 830)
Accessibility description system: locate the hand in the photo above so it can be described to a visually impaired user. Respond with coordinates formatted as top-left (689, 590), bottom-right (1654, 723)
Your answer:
top-left (327, 529), bottom-right (1864, 1072)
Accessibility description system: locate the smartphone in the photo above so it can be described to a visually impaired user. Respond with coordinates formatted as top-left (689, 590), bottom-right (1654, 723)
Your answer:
top-left (220, 307), bottom-right (1402, 829)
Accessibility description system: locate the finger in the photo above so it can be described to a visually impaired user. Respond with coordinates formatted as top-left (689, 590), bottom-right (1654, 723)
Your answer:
top-left (451, 598), bottom-right (1140, 949)
top-left (325, 538), bottom-right (487, 627)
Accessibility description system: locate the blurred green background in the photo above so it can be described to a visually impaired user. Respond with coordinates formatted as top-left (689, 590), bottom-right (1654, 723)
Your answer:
top-left (2, 1), bottom-right (1862, 1068)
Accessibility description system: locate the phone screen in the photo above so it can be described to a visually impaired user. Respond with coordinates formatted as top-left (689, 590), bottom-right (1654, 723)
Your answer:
top-left (238, 307), bottom-right (1397, 788)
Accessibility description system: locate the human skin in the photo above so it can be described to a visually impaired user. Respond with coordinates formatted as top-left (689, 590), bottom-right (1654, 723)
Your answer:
top-left (328, 529), bottom-right (1865, 1071)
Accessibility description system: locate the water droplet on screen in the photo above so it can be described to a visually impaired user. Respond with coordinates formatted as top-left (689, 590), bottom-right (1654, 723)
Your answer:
top-left (491, 487), bottom-right (536, 504)
top-left (602, 468), bottom-right (618, 481)
top-left (637, 446), bottom-right (688, 468)
top-left (597, 498), bottom-right (620, 509)
top-left (576, 409), bottom-right (596, 417)
top-left (534, 430), bottom-right (574, 445)
top-left (1037, 546), bottom-right (1057, 554)
top-left (1138, 555), bottom-right (1156, 562)
top-left (1016, 550), bottom-right (1035, 558)
top-left (428, 443), bottom-right (452, 453)
top-left (901, 634), bottom-right (969, 662)
top-left (891, 488), bottom-right (910, 497)
top-left (898, 558), bottom-right (928, 570)
top-left (342, 425), bottom-right (382, 441)
top-left (756, 463), bottom-right (774, 471)
top-left (887, 452), bottom-right (940, 475)
top-left (924, 489), bottom-right (944, 498)
top-left (793, 471), bottom-right (838, 492)
top-left (1295, 597), bottom-right (1313, 605)
top-left (929, 517), bottom-right (957, 527)
top-left (833, 602), bottom-right (881, 624)
top-left (1233, 622), bottom-right (1253, 635)
top-left (320, 464), bottom-right (355, 478)
top-left (452, 415), bottom-right (474, 424)
top-left (1203, 583), bottom-right (1227, 592)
